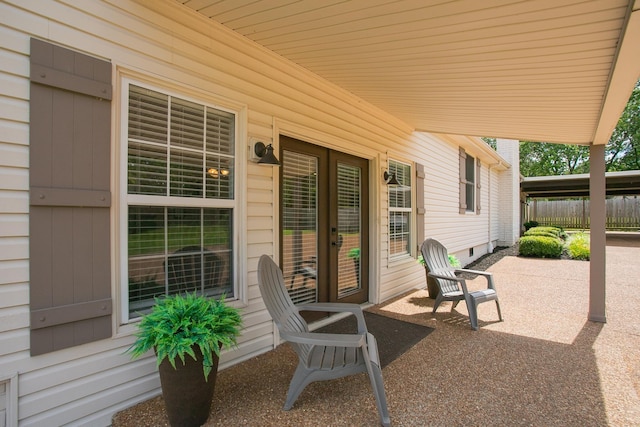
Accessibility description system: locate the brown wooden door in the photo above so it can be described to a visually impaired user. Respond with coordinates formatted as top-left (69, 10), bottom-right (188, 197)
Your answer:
top-left (280, 136), bottom-right (369, 316)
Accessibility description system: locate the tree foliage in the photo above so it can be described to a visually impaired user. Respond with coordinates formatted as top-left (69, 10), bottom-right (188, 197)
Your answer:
top-left (518, 79), bottom-right (640, 177)
top-left (606, 79), bottom-right (640, 171)
top-left (519, 141), bottom-right (590, 176)
top-left (481, 137), bottom-right (496, 149)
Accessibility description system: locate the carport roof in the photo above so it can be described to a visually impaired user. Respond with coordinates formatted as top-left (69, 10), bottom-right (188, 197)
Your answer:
top-left (521, 170), bottom-right (640, 198)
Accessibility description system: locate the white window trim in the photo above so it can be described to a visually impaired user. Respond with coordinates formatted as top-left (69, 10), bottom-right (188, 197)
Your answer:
top-left (116, 74), bottom-right (247, 326)
top-left (464, 153), bottom-right (476, 214)
top-left (387, 157), bottom-right (415, 262)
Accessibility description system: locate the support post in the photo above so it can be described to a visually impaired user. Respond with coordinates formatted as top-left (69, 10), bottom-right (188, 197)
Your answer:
top-left (589, 144), bottom-right (606, 323)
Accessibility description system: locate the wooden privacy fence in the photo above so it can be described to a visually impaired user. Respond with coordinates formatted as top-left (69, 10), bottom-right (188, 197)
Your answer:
top-left (528, 196), bottom-right (640, 230)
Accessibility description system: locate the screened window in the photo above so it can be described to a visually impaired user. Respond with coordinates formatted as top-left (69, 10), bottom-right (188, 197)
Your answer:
top-left (388, 160), bottom-right (412, 257)
top-left (125, 82), bottom-right (236, 319)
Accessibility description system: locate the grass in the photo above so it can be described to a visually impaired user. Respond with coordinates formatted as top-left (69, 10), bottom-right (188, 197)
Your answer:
top-left (129, 226), bottom-right (230, 256)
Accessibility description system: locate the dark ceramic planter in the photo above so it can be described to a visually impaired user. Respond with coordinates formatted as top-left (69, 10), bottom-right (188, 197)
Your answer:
top-left (424, 267), bottom-right (439, 299)
top-left (158, 347), bottom-right (219, 427)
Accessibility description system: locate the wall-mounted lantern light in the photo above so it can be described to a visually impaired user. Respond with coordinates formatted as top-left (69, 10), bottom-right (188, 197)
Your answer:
top-left (383, 171), bottom-right (401, 186)
top-left (253, 141), bottom-right (280, 166)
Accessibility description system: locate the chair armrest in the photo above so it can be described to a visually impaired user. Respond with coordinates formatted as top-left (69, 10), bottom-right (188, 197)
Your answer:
top-left (427, 271), bottom-right (464, 282)
top-left (298, 303), bottom-right (367, 333)
top-left (454, 269), bottom-right (496, 289)
top-left (298, 302), bottom-right (363, 314)
top-left (455, 268), bottom-right (492, 277)
top-left (281, 331), bottom-right (366, 347)
top-left (427, 271), bottom-right (470, 294)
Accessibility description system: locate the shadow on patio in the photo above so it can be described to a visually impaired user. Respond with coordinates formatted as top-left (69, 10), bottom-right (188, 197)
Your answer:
top-left (113, 236), bottom-right (640, 426)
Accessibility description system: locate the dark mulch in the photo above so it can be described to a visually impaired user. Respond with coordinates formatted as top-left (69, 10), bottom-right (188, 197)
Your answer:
top-left (465, 244), bottom-right (519, 269)
top-left (457, 244), bottom-right (519, 279)
top-left (316, 311), bottom-right (433, 367)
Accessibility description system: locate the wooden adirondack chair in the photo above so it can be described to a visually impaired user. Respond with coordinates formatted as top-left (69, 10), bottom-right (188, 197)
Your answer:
top-left (257, 254), bottom-right (391, 427)
top-left (420, 238), bottom-right (503, 330)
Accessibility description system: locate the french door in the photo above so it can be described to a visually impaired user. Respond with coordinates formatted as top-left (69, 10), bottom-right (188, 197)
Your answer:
top-left (279, 135), bottom-right (369, 316)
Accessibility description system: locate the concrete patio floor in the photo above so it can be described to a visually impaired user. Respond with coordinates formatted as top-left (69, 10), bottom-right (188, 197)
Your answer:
top-left (113, 235), bottom-right (640, 426)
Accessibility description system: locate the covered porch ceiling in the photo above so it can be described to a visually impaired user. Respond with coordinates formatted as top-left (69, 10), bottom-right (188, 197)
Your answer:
top-left (176, 0), bottom-right (640, 146)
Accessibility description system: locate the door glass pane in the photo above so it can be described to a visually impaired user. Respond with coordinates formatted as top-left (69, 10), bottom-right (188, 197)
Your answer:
top-left (282, 151), bottom-right (318, 305)
top-left (337, 163), bottom-right (362, 297)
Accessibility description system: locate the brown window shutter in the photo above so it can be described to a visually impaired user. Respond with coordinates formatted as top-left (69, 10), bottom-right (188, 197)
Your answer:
top-left (29, 39), bottom-right (113, 355)
top-left (415, 163), bottom-right (425, 252)
top-left (459, 148), bottom-right (467, 214)
top-left (476, 159), bottom-right (482, 215)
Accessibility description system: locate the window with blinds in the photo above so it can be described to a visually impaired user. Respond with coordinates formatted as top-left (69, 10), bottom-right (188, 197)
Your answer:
top-left (388, 159), bottom-right (412, 257)
top-left (281, 150), bottom-right (318, 305)
top-left (125, 82), bottom-right (236, 319)
top-left (464, 153), bottom-right (475, 212)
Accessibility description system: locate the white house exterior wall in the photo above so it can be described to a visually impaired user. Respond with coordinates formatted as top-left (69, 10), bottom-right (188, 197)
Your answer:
top-left (423, 135), bottom-right (505, 266)
top-left (497, 139), bottom-right (522, 246)
top-left (0, 0), bottom-right (512, 425)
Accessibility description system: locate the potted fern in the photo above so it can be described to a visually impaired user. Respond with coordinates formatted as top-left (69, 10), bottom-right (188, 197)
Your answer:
top-left (128, 293), bottom-right (242, 427)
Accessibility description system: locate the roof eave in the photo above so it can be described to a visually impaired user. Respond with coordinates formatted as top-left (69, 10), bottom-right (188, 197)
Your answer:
top-left (592, 2), bottom-right (640, 145)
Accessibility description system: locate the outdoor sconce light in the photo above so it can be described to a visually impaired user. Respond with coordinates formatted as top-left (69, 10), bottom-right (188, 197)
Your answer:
top-left (383, 171), bottom-right (401, 186)
top-left (253, 141), bottom-right (280, 166)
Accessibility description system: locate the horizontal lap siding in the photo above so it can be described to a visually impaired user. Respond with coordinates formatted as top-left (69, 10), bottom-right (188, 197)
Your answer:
top-left (424, 140), bottom-right (493, 264)
top-left (0, 0), bottom-right (507, 425)
top-left (0, 12), bottom-right (32, 427)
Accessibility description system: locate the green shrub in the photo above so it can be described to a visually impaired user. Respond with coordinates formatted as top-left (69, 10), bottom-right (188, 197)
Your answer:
top-left (523, 220), bottom-right (539, 231)
top-left (518, 235), bottom-right (564, 258)
top-left (525, 226), bottom-right (563, 237)
top-left (448, 254), bottom-right (461, 267)
top-left (553, 227), bottom-right (568, 240)
top-left (567, 232), bottom-right (590, 260)
top-left (523, 229), bottom-right (560, 240)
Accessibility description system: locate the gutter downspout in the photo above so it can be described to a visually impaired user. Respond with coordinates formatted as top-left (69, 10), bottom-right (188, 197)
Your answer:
top-left (487, 161), bottom-right (503, 253)
top-left (488, 163), bottom-right (493, 253)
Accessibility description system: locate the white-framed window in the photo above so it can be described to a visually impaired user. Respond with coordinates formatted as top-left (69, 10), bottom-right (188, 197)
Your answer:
top-left (121, 79), bottom-right (239, 320)
top-left (388, 159), bottom-right (412, 257)
top-left (459, 148), bottom-right (480, 214)
top-left (464, 153), bottom-right (475, 212)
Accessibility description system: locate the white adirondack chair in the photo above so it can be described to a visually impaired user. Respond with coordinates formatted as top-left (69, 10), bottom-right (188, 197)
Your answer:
top-left (420, 238), bottom-right (503, 330)
top-left (257, 254), bottom-right (390, 427)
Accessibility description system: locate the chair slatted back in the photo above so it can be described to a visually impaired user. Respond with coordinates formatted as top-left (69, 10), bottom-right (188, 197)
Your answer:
top-left (258, 255), bottom-right (311, 358)
top-left (421, 239), bottom-right (461, 295)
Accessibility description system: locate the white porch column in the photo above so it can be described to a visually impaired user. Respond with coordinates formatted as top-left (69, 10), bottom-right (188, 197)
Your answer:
top-left (496, 139), bottom-right (520, 246)
top-left (589, 144), bottom-right (606, 323)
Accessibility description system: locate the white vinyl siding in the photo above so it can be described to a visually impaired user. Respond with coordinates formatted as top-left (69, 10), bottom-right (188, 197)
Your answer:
top-left (0, 1), bottom-right (512, 425)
